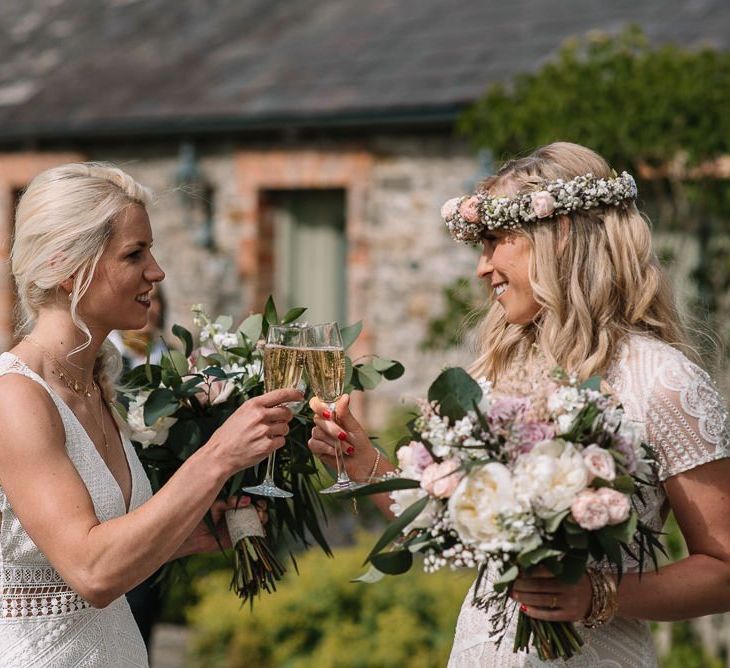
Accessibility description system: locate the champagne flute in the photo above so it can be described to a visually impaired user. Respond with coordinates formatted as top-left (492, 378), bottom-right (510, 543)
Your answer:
top-left (241, 325), bottom-right (304, 498)
top-left (304, 322), bottom-right (364, 494)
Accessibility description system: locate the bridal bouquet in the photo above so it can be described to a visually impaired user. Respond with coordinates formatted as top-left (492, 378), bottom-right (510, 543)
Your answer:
top-left (351, 367), bottom-right (663, 660)
top-left (119, 297), bottom-right (403, 604)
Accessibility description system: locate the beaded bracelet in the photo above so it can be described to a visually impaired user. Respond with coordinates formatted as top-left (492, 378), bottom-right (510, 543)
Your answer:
top-left (583, 569), bottom-right (618, 628)
top-left (367, 448), bottom-right (382, 482)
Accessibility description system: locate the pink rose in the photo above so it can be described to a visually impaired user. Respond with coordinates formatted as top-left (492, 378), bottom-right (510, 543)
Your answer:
top-left (196, 378), bottom-right (236, 407)
top-left (583, 444), bottom-right (616, 482)
top-left (595, 488), bottom-right (631, 525)
top-left (421, 459), bottom-right (463, 498)
top-left (570, 490), bottom-right (609, 530)
top-left (516, 422), bottom-right (555, 452)
top-left (459, 196), bottom-right (481, 223)
top-left (440, 197), bottom-right (460, 219)
top-left (488, 396), bottom-right (531, 423)
top-left (531, 191), bottom-right (556, 218)
top-left (397, 441), bottom-right (434, 475)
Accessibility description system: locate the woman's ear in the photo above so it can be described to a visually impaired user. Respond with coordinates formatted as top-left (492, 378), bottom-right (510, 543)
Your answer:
top-left (60, 276), bottom-right (74, 299)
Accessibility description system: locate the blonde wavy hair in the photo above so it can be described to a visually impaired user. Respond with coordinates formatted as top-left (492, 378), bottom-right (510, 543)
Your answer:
top-left (471, 142), bottom-right (692, 383)
top-left (12, 162), bottom-right (153, 401)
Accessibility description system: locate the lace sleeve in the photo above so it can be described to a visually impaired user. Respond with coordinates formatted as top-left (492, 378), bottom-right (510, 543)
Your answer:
top-left (646, 356), bottom-right (730, 481)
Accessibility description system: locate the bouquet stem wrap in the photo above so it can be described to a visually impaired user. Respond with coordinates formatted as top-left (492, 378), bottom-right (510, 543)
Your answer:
top-left (225, 506), bottom-right (285, 602)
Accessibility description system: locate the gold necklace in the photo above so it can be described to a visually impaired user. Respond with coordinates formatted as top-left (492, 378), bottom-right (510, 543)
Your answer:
top-left (23, 335), bottom-right (110, 457)
top-left (23, 336), bottom-right (97, 397)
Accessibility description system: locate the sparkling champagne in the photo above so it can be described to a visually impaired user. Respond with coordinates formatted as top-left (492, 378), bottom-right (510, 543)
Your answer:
top-left (305, 347), bottom-right (345, 403)
top-left (263, 345), bottom-right (303, 392)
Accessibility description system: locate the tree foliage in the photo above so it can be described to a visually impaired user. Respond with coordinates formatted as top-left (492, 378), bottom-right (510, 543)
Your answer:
top-left (460, 25), bottom-right (730, 171)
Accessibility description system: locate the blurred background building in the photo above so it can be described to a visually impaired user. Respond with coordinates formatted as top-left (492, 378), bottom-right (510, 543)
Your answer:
top-left (2, 1), bottom-right (730, 665)
top-left (2, 0), bottom-right (729, 425)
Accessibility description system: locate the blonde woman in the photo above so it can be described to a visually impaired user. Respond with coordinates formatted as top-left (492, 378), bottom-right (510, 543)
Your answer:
top-left (0, 163), bottom-right (300, 666)
top-left (308, 142), bottom-right (730, 666)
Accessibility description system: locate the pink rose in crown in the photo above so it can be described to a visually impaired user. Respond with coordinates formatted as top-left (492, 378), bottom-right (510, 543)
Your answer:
top-left (570, 490), bottom-right (609, 530)
top-left (421, 459), bottom-right (463, 498)
top-left (459, 196), bottom-right (481, 223)
top-left (531, 191), bottom-right (556, 218)
top-left (441, 197), bottom-right (461, 219)
top-left (595, 488), bottom-right (631, 525)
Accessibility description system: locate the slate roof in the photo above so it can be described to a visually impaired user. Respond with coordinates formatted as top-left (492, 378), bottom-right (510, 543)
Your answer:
top-left (0, 0), bottom-right (728, 141)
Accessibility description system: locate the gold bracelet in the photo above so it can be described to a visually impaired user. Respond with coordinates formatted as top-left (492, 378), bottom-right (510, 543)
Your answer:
top-left (367, 448), bottom-right (382, 482)
top-left (583, 569), bottom-right (617, 628)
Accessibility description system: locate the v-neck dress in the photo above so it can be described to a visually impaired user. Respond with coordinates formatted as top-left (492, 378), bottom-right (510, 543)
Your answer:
top-left (0, 352), bottom-right (152, 667)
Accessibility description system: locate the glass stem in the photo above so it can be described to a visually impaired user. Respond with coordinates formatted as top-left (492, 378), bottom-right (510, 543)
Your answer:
top-left (263, 452), bottom-right (276, 484)
top-left (330, 404), bottom-right (350, 484)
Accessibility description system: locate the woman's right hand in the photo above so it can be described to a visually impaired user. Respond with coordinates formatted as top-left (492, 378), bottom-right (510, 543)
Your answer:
top-left (308, 394), bottom-right (379, 481)
top-left (210, 388), bottom-right (303, 474)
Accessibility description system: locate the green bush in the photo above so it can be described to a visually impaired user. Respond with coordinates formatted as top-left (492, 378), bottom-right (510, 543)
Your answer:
top-left (186, 533), bottom-right (471, 667)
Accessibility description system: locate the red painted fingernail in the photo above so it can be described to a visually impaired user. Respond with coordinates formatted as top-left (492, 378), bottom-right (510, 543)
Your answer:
top-left (520, 604), bottom-right (528, 612)
top-left (338, 431), bottom-right (348, 441)
top-left (346, 446), bottom-right (355, 455)
top-left (322, 410), bottom-right (332, 419)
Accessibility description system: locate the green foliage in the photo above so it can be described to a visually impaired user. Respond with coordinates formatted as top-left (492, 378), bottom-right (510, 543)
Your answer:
top-left (421, 277), bottom-right (485, 351)
top-left (660, 622), bottom-right (724, 668)
top-left (460, 26), bottom-right (730, 169)
top-left (186, 533), bottom-right (470, 668)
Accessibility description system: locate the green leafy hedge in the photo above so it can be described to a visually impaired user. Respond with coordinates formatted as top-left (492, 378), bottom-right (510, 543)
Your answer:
top-left (186, 533), bottom-right (470, 667)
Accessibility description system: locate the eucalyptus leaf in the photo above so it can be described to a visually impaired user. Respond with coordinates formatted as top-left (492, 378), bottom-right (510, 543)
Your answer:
top-left (340, 321), bottom-right (362, 350)
top-left (351, 565), bottom-right (386, 584)
top-left (428, 367), bottom-right (482, 421)
top-left (237, 313), bottom-right (263, 345)
top-left (172, 324), bottom-right (194, 358)
top-left (264, 296), bottom-right (278, 326)
top-left (355, 364), bottom-right (382, 390)
top-left (143, 388), bottom-right (178, 426)
top-left (580, 376), bottom-right (602, 391)
top-left (544, 509), bottom-right (570, 534)
top-left (282, 307), bottom-right (307, 324)
top-left (366, 495), bottom-right (429, 563)
top-left (371, 357), bottom-right (397, 372)
top-left (517, 547), bottom-right (563, 569)
top-left (493, 564), bottom-right (519, 592)
top-left (167, 350), bottom-right (189, 376)
top-left (382, 361), bottom-right (405, 380)
top-left (370, 550), bottom-right (413, 575)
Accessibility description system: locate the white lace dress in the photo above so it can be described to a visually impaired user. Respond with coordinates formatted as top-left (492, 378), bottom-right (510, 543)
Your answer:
top-left (449, 334), bottom-right (730, 667)
top-left (0, 353), bottom-right (152, 667)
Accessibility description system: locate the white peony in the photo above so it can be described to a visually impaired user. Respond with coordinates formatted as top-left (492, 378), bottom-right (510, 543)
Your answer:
top-left (127, 392), bottom-right (177, 448)
top-left (513, 439), bottom-right (589, 518)
top-left (389, 486), bottom-right (438, 532)
top-left (448, 462), bottom-right (533, 552)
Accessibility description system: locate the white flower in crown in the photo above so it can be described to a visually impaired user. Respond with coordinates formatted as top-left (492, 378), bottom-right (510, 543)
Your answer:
top-left (531, 191), bottom-right (557, 218)
top-left (440, 197), bottom-right (461, 219)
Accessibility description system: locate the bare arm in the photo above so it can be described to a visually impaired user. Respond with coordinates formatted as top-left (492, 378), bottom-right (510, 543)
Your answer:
top-left (308, 394), bottom-right (395, 517)
top-left (0, 375), bottom-right (301, 608)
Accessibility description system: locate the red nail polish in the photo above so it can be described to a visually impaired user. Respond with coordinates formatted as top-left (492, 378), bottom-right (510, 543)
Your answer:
top-left (346, 446), bottom-right (355, 455)
top-left (337, 431), bottom-right (348, 441)
top-left (520, 604), bottom-right (528, 613)
top-left (322, 410), bottom-right (332, 419)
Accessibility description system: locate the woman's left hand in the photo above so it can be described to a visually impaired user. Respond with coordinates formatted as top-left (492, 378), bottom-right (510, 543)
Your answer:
top-left (174, 496), bottom-right (267, 559)
top-left (511, 566), bottom-right (593, 622)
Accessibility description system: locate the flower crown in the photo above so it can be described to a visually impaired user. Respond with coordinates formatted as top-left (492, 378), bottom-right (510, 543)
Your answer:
top-left (441, 171), bottom-right (638, 244)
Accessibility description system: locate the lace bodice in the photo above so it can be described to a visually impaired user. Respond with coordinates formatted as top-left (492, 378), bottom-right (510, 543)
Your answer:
top-left (0, 352), bottom-right (152, 667)
top-left (449, 334), bottom-right (730, 667)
